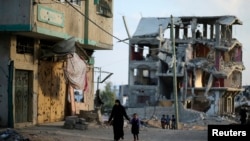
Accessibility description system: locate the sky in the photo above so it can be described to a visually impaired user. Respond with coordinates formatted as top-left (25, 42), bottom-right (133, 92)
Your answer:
top-left (93, 0), bottom-right (250, 90)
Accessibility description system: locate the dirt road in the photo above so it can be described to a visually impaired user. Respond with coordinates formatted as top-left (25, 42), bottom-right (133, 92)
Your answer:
top-left (13, 122), bottom-right (207, 141)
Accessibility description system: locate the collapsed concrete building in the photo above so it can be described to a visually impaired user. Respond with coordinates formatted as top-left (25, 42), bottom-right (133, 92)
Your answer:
top-left (235, 85), bottom-right (250, 108)
top-left (122, 15), bottom-right (245, 116)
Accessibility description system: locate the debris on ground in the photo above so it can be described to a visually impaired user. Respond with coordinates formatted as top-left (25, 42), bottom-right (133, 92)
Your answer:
top-left (138, 114), bottom-right (239, 131)
top-left (63, 116), bottom-right (88, 130)
top-left (0, 128), bottom-right (30, 141)
top-left (126, 106), bottom-right (240, 130)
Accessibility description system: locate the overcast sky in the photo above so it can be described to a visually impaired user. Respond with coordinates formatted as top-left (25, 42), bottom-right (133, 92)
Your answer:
top-left (93, 0), bottom-right (250, 90)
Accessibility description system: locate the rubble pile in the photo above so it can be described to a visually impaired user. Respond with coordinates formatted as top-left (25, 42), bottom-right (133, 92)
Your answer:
top-left (63, 116), bottom-right (88, 130)
top-left (126, 106), bottom-right (239, 130)
top-left (138, 114), bottom-right (239, 130)
top-left (0, 128), bottom-right (29, 141)
top-left (78, 110), bottom-right (98, 122)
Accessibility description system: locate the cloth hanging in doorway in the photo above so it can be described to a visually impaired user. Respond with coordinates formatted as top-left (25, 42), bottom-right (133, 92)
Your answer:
top-left (65, 53), bottom-right (87, 90)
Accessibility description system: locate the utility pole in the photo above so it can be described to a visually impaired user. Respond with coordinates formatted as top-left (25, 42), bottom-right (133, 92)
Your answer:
top-left (170, 15), bottom-right (179, 129)
top-left (122, 16), bottom-right (131, 39)
top-left (95, 67), bottom-right (113, 90)
top-left (96, 67), bottom-right (101, 90)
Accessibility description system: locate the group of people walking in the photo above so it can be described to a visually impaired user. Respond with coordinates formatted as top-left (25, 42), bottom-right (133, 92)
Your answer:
top-left (107, 99), bottom-right (178, 141)
top-left (107, 99), bottom-right (250, 141)
top-left (161, 114), bottom-right (176, 129)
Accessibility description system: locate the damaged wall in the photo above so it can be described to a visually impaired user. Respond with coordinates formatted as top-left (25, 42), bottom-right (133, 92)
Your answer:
top-left (0, 0), bottom-right (114, 128)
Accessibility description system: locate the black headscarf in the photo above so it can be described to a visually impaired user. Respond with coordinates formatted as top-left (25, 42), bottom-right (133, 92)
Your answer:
top-left (115, 99), bottom-right (121, 105)
top-left (108, 99), bottom-right (130, 122)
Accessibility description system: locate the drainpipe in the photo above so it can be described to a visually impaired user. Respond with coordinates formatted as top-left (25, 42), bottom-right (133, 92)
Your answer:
top-left (84, 0), bottom-right (89, 44)
top-left (69, 85), bottom-right (76, 115)
top-left (8, 61), bottom-right (14, 127)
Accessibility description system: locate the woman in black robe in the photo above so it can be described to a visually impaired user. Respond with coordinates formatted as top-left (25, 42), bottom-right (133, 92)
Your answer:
top-left (108, 99), bottom-right (130, 141)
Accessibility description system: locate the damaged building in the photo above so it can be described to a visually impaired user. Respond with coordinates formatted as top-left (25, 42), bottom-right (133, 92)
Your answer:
top-left (0, 0), bottom-right (113, 128)
top-left (123, 15), bottom-right (245, 116)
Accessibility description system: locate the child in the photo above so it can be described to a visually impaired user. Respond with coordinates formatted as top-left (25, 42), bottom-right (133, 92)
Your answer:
top-left (171, 114), bottom-right (176, 129)
top-left (130, 113), bottom-right (140, 141)
top-left (165, 114), bottom-right (170, 129)
top-left (160, 114), bottom-right (166, 129)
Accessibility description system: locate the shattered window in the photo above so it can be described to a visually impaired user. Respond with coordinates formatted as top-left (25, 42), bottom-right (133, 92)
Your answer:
top-left (57, 0), bottom-right (81, 6)
top-left (67, 89), bottom-right (84, 103)
top-left (137, 95), bottom-right (150, 104)
top-left (16, 36), bottom-right (34, 54)
top-left (96, 0), bottom-right (113, 18)
top-left (134, 68), bottom-right (138, 76)
top-left (143, 70), bottom-right (149, 77)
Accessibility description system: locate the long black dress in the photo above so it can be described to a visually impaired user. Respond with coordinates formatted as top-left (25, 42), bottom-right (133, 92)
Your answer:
top-left (108, 100), bottom-right (130, 141)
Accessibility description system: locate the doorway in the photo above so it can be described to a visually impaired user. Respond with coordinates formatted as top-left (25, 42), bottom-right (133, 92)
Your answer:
top-left (15, 70), bottom-right (33, 123)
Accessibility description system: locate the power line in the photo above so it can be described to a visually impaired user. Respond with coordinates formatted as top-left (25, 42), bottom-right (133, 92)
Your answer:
top-left (65, 0), bottom-right (127, 44)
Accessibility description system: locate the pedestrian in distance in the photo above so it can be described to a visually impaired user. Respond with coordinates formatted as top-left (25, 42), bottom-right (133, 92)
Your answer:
top-left (165, 114), bottom-right (171, 129)
top-left (108, 99), bottom-right (130, 141)
top-left (130, 113), bottom-right (140, 141)
top-left (171, 114), bottom-right (176, 129)
top-left (161, 114), bottom-right (166, 129)
top-left (239, 105), bottom-right (247, 125)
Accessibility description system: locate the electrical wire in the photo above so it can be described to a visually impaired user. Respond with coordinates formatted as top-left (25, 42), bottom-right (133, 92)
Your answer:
top-left (64, 0), bottom-right (128, 44)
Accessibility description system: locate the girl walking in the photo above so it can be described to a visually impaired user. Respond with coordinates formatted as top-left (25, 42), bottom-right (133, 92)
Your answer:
top-left (130, 113), bottom-right (140, 141)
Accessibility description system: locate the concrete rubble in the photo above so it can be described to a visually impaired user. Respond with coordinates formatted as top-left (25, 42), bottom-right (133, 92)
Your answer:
top-left (126, 105), bottom-right (239, 130)
top-left (0, 128), bottom-right (29, 141)
top-left (63, 116), bottom-right (88, 130)
top-left (0, 107), bottom-right (242, 141)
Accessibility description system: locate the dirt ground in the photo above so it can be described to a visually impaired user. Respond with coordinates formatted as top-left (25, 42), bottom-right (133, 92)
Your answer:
top-left (17, 123), bottom-right (207, 141)
top-left (1, 119), bottom-right (227, 141)
top-left (0, 115), bottom-right (238, 141)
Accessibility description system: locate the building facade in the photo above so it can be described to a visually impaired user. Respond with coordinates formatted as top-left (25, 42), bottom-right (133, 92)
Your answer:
top-left (125, 16), bottom-right (245, 116)
top-left (0, 0), bottom-right (113, 127)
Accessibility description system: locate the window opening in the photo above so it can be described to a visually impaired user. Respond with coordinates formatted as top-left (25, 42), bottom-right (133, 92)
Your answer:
top-left (58, 0), bottom-right (81, 6)
top-left (16, 36), bottom-right (34, 54)
top-left (96, 0), bottom-right (113, 18)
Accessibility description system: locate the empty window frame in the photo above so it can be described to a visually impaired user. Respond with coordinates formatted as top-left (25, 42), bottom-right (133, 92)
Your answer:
top-left (95, 0), bottom-right (113, 18)
top-left (137, 95), bottom-right (150, 104)
top-left (58, 0), bottom-right (81, 6)
top-left (16, 36), bottom-right (34, 54)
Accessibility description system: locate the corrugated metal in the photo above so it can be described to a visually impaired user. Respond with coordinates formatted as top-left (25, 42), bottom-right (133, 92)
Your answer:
top-left (133, 17), bottom-right (181, 38)
top-left (133, 16), bottom-right (242, 38)
top-left (217, 16), bottom-right (242, 25)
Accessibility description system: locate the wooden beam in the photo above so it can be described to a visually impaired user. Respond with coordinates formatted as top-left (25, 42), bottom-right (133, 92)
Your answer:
top-left (69, 85), bottom-right (76, 115)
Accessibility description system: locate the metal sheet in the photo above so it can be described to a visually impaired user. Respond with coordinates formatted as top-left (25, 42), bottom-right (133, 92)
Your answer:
top-left (133, 17), bottom-right (181, 37)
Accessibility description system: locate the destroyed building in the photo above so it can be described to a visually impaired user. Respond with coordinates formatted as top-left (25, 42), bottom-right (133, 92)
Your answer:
top-left (122, 15), bottom-right (245, 116)
top-left (235, 85), bottom-right (250, 108)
